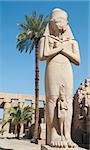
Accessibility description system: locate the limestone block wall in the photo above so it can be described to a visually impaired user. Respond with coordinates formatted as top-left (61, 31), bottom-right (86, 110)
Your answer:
top-left (72, 78), bottom-right (90, 149)
top-left (0, 92), bottom-right (45, 133)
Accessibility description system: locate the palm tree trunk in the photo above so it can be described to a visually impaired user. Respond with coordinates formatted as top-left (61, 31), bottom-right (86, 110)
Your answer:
top-left (33, 37), bottom-right (39, 142)
top-left (17, 124), bottom-right (21, 139)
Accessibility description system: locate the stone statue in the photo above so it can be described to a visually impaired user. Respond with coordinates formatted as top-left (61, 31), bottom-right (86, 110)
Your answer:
top-left (39, 8), bottom-right (80, 148)
top-left (85, 79), bottom-right (90, 95)
top-left (80, 79), bottom-right (90, 118)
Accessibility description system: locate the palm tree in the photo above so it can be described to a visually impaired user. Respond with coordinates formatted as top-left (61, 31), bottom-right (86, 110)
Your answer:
top-left (2, 105), bottom-right (33, 139)
top-left (0, 120), bottom-right (6, 135)
top-left (16, 11), bottom-right (49, 143)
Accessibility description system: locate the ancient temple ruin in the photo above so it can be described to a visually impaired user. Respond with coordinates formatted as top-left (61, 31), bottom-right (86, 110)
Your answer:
top-left (0, 93), bottom-right (45, 136)
top-left (72, 78), bottom-right (90, 149)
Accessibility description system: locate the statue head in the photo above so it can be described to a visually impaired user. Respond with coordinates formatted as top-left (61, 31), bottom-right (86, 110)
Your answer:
top-left (49, 8), bottom-right (68, 35)
top-left (44, 8), bottom-right (74, 40)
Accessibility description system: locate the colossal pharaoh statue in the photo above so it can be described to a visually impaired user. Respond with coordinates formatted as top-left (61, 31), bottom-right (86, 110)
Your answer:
top-left (39, 8), bottom-right (80, 148)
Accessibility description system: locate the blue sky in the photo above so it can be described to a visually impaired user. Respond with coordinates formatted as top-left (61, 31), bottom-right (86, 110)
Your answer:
top-left (0, 0), bottom-right (89, 98)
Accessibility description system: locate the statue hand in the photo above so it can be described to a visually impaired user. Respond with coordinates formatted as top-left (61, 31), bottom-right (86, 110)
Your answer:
top-left (54, 41), bottom-right (62, 48)
top-left (62, 41), bottom-right (72, 52)
top-left (48, 35), bottom-right (62, 48)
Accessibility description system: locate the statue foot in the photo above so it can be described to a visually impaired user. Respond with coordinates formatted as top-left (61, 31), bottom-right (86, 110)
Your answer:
top-left (60, 135), bottom-right (67, 148)
top-left (66, 138), bottom-right (78, 148)
top-left (50, 134), bottom-right (61, 147)
top-left (50, 135), bottom-right (67, 148)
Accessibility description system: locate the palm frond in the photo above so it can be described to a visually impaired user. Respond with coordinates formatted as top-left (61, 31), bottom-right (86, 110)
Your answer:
top-left (21, 106), bottom-right (32, 123)
top-left (3, 106), bottom-right (33, 126)
top-left (32, 11), bottom-right (37, 19)
top-left (18, 23), bottom-right (28, 31)
top-left (16, 32), bottom-right (27, 42)
top-left (16, 10), bottom-right (50, 54)
top-left (25, 15), bottom-right (31, 25)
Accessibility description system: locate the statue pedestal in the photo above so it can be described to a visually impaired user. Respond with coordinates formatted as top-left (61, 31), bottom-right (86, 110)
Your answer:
top-left (41, 145), bottom-right (87, 150)
top-left (41, 145), bottom-right (78, 150)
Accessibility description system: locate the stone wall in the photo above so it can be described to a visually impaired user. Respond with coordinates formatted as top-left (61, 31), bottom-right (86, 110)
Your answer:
top-left (0, 92), bottom-right (45, 135)
top-left (72, 78), bottom-right (90, 149)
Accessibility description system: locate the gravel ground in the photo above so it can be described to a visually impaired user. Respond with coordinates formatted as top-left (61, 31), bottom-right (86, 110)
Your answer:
top-left (0, 138), bottom-right (41, 150)
top-left (0, 133), bottom-right (45, 150)
top-left (0, 138), bottom-right (43, 150)
top-left (0, 134), bottom-right (88, 150)
top-left (0, 138), bottom-right (88, 150)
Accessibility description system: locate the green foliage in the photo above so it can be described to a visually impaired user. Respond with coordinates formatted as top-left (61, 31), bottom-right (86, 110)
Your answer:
top-left (16, 10), bottom-right (49, 54)
top-left (0, 128), bottom-right (6, 135)
top-left (3, 105), bottom-right (33, 126)
top-left (1, 105), bottom-right (33, 138)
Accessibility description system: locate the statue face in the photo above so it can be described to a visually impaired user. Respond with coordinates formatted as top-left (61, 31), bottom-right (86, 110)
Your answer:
top-left (55, 18), bottom-right (67, 31)
top-left (49, 17), bottom-right (67, 36)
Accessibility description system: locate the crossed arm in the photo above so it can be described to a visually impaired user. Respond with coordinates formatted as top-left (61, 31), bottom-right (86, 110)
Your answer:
top-left (39, 35), bottom-right (80, 65)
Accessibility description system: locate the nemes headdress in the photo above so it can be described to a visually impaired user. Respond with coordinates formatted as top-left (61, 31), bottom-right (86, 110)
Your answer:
top-left (43, 8), bottom-right (74, 40)
top-left (50, 8), bottom-right (68, 21)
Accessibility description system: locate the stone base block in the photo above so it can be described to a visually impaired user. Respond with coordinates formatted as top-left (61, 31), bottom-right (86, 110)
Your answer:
top-left (41, 145), bottom-right (87, 150)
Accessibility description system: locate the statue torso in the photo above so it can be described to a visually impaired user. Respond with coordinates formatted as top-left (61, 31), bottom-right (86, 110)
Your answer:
top-left (47, 32), bottom-right (71, 65)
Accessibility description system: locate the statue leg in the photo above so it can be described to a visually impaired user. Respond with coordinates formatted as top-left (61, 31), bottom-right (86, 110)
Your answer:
top-left (46, 95), bottom-right (61, 147)
top-left (56, 67), bottom-right (77, 148)
top-left (64, 92), bottom-right (78, 147)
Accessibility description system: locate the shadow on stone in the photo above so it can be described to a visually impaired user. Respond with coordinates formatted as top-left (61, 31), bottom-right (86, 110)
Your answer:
top-left (72, 128), bottom-right (90, 149)
top-left (0, 148), bottom-right (13, 150)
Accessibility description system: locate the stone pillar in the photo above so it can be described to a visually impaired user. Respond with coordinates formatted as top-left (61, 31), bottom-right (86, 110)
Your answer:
top-left (3, 102), bottom-right (11, 133)
top-left (19, 102), bottom-right (24, 135)
top-left (20, 123), bottom-right (23, 135)
top-left (19, 102), bottom-right (24, 108)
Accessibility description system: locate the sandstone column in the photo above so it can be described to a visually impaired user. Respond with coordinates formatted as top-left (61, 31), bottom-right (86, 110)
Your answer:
top-left (19, 102), bottom-right (24, 135)
top-left (3, 102), bottom-right (11, 133)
